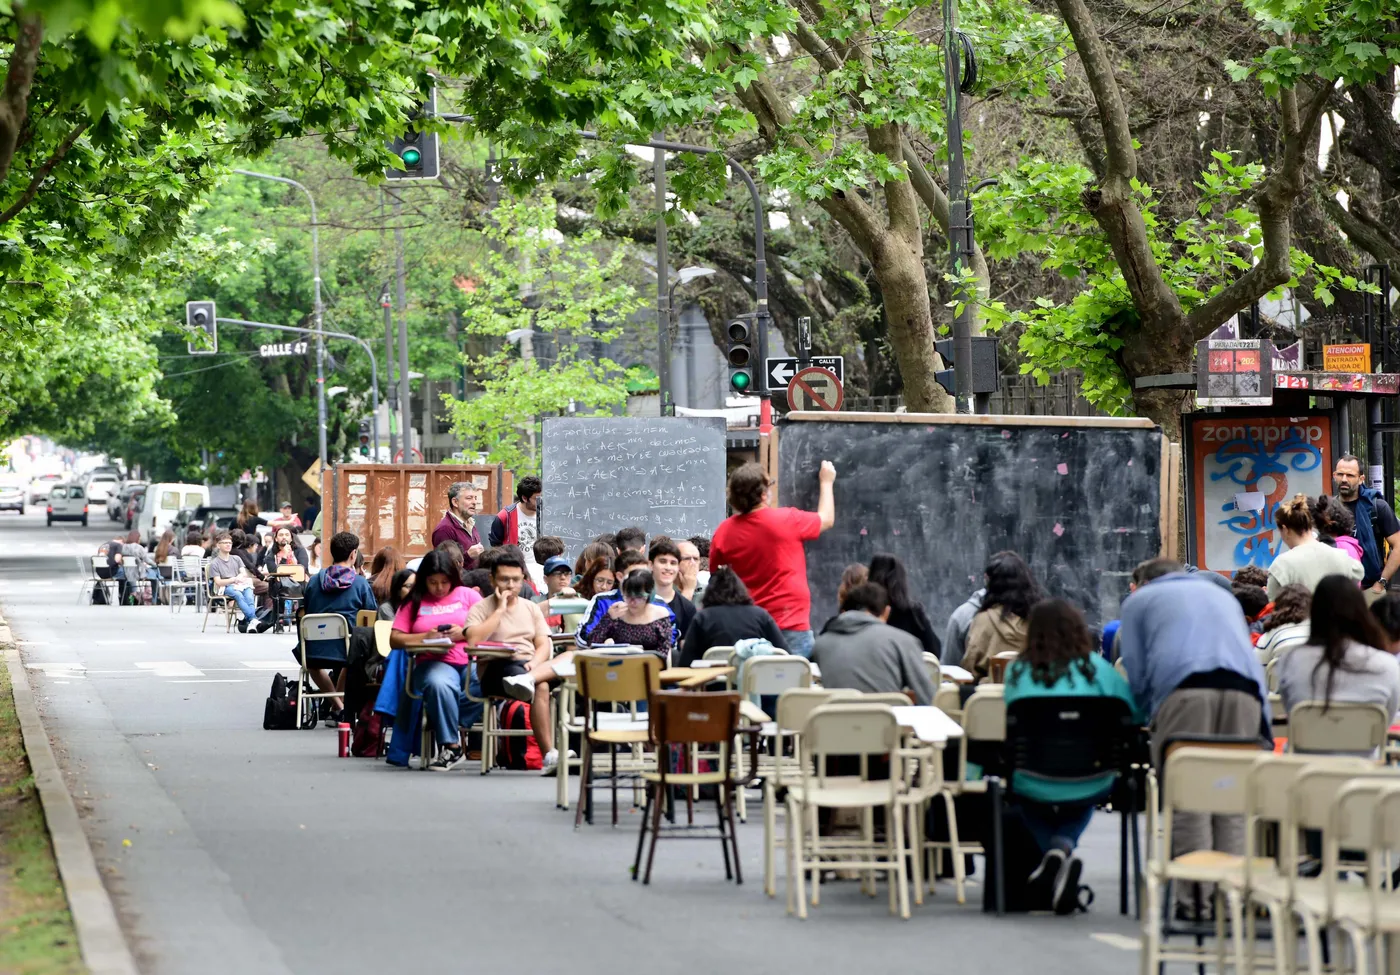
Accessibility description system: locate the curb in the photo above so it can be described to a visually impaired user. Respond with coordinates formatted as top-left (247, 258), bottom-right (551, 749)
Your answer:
top-left (2, 623), bottom-right (140, 975)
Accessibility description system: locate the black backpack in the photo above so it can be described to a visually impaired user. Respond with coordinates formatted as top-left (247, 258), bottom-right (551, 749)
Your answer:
top-left (263, 673), bottom-right (299, 730)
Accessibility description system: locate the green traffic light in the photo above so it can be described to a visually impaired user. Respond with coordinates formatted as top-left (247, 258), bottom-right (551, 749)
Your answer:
top-left (730, 370), bottom-right (752, 392)
top-left (401, 146), bottom-right (422, 166)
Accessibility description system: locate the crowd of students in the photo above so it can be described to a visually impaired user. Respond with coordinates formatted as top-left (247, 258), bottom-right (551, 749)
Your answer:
top-left (173, 452), bottom-right (1400, 917)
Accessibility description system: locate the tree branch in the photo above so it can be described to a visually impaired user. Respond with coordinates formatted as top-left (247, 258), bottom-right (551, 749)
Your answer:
top-left (901, 137), bottom-right (991, 328)
top-left (1054, 0), bottom-right (1136, 189)
top-left (0, 121), bottom-right (90, 226)
top-left (0, 14), bottom-right (44, 186)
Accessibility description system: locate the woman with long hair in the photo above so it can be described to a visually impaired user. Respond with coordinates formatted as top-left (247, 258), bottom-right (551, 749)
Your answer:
top-left (1255, 583), bottom-right (1312, 669)
top-left (1277, 574), bottom-right (1400, 728)
top-left (678, 566), bottom-right (786, 666)
top-left (235, 500), bottom-right (266, 534)
top-left (388, 550), bottom-right (484, 771)
top-left (369, 546), bottom-right (405, 604)
top-left (868, 553), bottom-right (941, 656)
top-left (1004, 598), bottom-right (1139, 914)
top-left (573, 540), bottom-right (616, 580)
top-left (587, 569), bottom-right (674, 661)
top-left (378, 568), bottom-right (416, 621)
top-left (577, 558), bottom-right (618, 600)
top-left (1267, 494), bottom-right (1363, 599)
top-left (153, 530), bottom-right (175, 565)
top-left (1310, 495), bottom-right (1364, 562)
top-left (963, 550), bottom-right (1040, 680)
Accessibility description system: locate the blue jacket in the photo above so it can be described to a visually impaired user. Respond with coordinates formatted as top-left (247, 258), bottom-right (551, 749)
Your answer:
top-left (302, 570), bottom-right (376, 661)
top-left (375, 649), bottom-right (422, 767)
top-left (573, 589), bottom-right (677, 649)
top-left (1117, 572), bottom-right (1270, 726)
top-left (1353, 486), bottom-right (1387, 585)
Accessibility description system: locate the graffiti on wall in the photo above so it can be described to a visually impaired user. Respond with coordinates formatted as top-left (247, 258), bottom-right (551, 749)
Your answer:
top-left (1189, 415), bottom-right (1333, 573)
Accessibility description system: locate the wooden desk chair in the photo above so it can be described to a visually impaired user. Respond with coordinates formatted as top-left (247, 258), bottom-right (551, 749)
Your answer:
top-left (734, 656), bottom-right (814, 821)
top-left (355, 608), bottom-right (377, 629)
top-left (922, 652), bottom-right (941, 687)
top-left (632, 690), bottom-right (746, 885)
top-left (988, 650), bottom-right (1019, 684)
top-left (574, 653), bottom-right (661, 828)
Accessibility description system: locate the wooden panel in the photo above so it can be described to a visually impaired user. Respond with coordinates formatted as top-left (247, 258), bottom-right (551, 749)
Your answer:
top-left (320, 464), bottom-right (512, 557)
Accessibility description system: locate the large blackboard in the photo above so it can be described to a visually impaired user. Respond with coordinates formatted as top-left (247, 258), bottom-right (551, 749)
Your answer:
top-left (778, 414), bottom-right (1166, 631)
top-left (541, 416), bottom-right (728, 550)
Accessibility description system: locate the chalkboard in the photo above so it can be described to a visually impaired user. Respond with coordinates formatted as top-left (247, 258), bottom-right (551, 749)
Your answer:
top-left (777, 413), bottom-right (1167, 631)
top-left (541, 416), bottom-right (729, 550)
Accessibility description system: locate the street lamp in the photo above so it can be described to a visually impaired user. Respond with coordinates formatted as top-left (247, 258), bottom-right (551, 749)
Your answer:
top-left (232, 169), bottom-right (328, 468)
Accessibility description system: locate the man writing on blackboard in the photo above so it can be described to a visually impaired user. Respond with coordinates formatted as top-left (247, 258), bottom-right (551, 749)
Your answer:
top-left (709, 460), bottom-right (836, 658)
top-left (431, 481), bottom-right (486, 571)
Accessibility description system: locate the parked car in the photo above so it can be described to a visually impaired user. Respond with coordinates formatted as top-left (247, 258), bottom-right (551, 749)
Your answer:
top-left (28, 473), bottom-right (63, 504)
top-left (171, 505), bottom-right (238, 546)
top-left (107, 480), bottom-right (147, 521)
top-left (47, 483), bottom-right (88, 526)
top-left (124, 487), bottom-right (146, 530)
top-left (0, 479), bottom-right (25, 514)
top-left (84, 474), bottom-right (120, 504)
top-left (136, 483), bottom-right (209, 546)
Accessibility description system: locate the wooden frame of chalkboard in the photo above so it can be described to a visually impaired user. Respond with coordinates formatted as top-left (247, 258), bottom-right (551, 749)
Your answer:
top-left (775, 411), bottom-right (1175, 632)
top-left (1182, 408), bottom-right (1338, 573)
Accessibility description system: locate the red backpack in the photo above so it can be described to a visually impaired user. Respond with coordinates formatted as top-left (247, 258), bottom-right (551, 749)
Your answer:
top-left (496, 700), bottom-right (543, 770)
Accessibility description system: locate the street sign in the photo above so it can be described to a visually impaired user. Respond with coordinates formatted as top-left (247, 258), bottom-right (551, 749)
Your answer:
top-left (1322, 343), bottom-right (1371, 373)
top-left (1196, 338), bottom-right (1274, 407)
top-left (301, 458), bottom-right (322, 495)
top-left (766, 355), bottom-right (843, 389)
top-left (787, 366), bottom-right (844, 412)
top-left (259, 341), bottom-right (309, 358)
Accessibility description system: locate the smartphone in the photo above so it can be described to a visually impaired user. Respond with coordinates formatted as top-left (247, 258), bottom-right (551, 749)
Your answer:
top-left (436, 624), bottom-right (452, 633)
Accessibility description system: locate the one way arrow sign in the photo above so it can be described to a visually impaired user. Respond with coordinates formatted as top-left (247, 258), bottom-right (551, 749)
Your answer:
top-left (766, 356), bottom-right (843, 389)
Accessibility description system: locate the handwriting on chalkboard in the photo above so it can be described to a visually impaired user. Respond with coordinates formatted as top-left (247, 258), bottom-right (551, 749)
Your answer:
top-left (542, 417), bottom-right (728, 548)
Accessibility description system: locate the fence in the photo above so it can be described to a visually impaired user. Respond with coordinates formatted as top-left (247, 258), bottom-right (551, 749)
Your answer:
top-left (844, 372), bottom-right (1106, 417)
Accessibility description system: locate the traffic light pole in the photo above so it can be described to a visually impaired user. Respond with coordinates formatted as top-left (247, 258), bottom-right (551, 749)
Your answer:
top-left (216, 317), bottom-right (379, 462)
top-left (232, 170), bottom-right (330, 464)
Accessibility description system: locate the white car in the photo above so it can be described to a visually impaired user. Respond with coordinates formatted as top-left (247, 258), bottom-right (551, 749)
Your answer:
top-left (46, 483), bottom-right (89, 526)
top-left (28, 473), bottom-right (63, 504)
top-left (0, 480), bottom-right (24, 513)
top-left (84, 474), bottom-right (119, 503)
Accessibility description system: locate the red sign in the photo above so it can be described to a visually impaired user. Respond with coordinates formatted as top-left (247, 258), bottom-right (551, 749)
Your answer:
top-left (787, 366), bottom-right (844, 412)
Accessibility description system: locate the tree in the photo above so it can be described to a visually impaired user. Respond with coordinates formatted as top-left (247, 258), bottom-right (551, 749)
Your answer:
top-left (442, 194), bottom-right (649, 474)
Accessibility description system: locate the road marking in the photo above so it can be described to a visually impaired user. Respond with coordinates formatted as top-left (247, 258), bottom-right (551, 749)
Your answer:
top-left (1090, 933), bottom-right (1141, 951)
top-left (166, 679), bottom-right (248, 684)
top-left (96, 639), bottom-right (145, 646)
top-left (26, 580), bottom-right (54, 586)
top-left (26, 662), bottom-right (86, 673)
top-left (134, 661), bottom-right (205, 678)
top-left (240, 661), bottom-right (292, 670)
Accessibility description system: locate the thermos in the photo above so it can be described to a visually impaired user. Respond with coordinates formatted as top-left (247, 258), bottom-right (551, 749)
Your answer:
top-left (337, 722), bottom-right (350, 758)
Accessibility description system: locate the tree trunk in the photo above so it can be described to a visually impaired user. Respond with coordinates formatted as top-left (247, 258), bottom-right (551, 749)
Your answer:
top-left (870, 231), bottom-right (954, 413)
top-left (1119, 309), bottom-right (1196, 442)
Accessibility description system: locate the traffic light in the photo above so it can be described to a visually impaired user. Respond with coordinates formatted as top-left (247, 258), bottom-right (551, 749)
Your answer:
top-left (386, 89), bottom-right (439, 181)
top-left (934, 335), bottom-right (1000, 396)
top-left (726, 317), bottom-right (755, 394)
top-left (186, 300), bottom-right (217, 355)
top-left (358, 419), bottom-right (371, 458)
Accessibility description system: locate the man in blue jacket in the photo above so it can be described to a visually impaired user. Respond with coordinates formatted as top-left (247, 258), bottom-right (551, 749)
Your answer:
top-left (1118, 557), bottom-right (1269, 915)
top-left (296, 531), bottom-right (377, 721)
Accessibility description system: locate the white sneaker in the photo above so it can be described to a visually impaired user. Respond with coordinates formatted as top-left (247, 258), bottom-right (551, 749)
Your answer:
top-left (542, 748), bottom-right (559, 775)
top-left (502, 673), bottom-right (536, 702)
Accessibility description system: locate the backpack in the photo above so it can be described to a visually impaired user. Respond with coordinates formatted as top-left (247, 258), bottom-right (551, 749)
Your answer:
top-left (495, 700), bottom-right (543, 770)
top-left (262, 673), bottom-right (299, 730)
top-left (90, 584), bottom-right (109, 605)
top-left (351, 701), bottom-right (386, 757)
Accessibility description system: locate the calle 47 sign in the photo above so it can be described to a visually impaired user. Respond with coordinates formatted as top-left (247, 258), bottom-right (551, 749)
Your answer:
top-left (259, 341), bottom-right (309, 358)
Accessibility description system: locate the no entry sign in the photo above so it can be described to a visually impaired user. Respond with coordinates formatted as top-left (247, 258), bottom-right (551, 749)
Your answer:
top-left (787, 366), bottom-right (844, 412)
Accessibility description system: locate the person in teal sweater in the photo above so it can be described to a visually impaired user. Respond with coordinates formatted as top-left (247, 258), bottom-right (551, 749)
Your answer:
top-left (1003, 598), bottom-right (1142, 913)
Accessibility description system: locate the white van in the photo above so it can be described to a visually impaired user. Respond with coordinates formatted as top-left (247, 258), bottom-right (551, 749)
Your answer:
top-left (47, 483), bottom-right (89, 526)
top-left (138, 483), bottom-right (209, 545)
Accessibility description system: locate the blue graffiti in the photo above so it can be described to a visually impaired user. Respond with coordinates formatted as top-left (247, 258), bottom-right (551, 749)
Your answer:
top-left (1208, 427), bottom-right (1321, 570)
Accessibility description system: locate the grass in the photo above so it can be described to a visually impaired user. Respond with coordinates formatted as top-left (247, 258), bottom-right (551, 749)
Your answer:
top-left (0, 650), bottom-right (86, 975)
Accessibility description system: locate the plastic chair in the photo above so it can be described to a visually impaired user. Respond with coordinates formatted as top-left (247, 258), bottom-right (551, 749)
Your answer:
top-left (922, 652), bottom-right (941, 687)
top-left (785, 702), bottom-right (910, 919)
top-left (925, 689), bottom-right (1005, 905)
top-left (761, 688), bottom-right (861, 898)
top-left (735, 656), bottom-right (813, 821)
top-left (78, 555), bottom-right (120, 607)
top-left (373, 620), bottom-right (392, 658)
top-left (632, 691), bottom-right (745, 884)
top-left (702, 645), bottom-right (736, 662)
top-left (165, 555), bottom-right (204, 613)
top-left (574, 653), bottom-right (661, 828)
top-left (1289, 701), bottom-right (1390, 756)
top-left (296, 614), bottom-right (349, 729)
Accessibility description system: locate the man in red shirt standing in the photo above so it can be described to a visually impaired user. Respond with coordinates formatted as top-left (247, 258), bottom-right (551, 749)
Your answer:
top-left (708, 459), bottom-right (836, 658)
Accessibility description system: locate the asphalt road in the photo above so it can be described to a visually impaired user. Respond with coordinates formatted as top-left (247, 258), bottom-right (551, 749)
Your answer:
top-left (4, 510), bottom-right (1147, 974)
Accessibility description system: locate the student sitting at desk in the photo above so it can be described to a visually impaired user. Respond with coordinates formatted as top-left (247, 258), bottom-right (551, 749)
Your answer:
top-left (1003, 598), bottom-right (1140, 915)
top-left (466, 552), bottom-right (567, 774)
top-left (587, 569), bottom-right (675, 663)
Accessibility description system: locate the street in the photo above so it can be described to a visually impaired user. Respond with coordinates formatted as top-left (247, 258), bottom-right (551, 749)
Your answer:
top-left (4, 512), bottom-right (1144, 975)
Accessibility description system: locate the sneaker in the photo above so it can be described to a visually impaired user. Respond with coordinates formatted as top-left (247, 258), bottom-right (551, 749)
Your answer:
top-left (236, 618), bottom-right (249, 633)
top-left (542, 748), bottom-right (559, 775)
top-left (246, 617), bottom-right (266, 634)
top-left (1027, 848), bottom-right (1065, 887)
top-left (429, 743), bottom-right (465, 771)
top-left (502, 673), bottom-right (536, 702)
top-left (1052, 855), bottom-right (1084, 915)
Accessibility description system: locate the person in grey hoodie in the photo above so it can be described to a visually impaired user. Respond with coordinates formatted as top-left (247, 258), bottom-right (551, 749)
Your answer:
top-left (942, 588), bottom-right (984, 665)
top-left (811, 582), bottom-right (936, 704)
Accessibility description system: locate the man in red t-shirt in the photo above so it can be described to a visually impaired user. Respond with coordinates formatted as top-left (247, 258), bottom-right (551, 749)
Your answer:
top-left (708, 459), bottom-right (836, 657)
